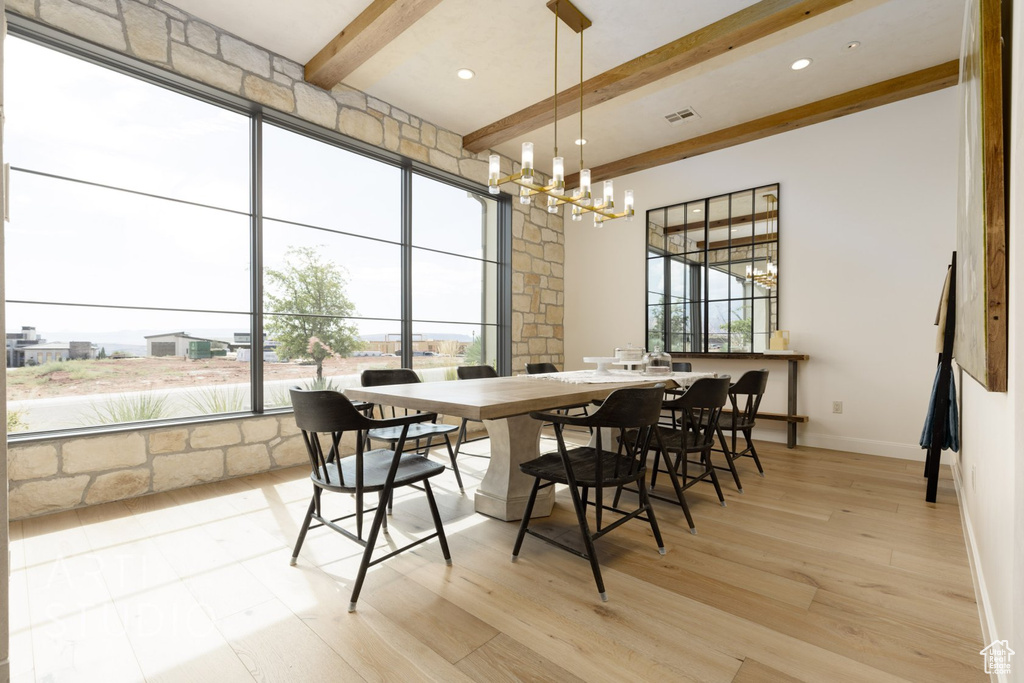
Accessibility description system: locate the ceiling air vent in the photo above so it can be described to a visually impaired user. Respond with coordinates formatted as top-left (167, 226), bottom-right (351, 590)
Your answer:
top-left (664, 107), bottom-right (700, 125)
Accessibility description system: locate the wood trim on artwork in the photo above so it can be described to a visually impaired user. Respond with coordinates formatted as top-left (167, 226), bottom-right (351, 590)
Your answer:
top-left (979, 0), bottom-right (1007, 391)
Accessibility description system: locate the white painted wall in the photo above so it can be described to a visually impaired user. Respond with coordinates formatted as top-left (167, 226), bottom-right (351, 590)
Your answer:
top-left (566, 88), bottom-right (959, 460)
top-left (955, 2), bottom-right (1023, 662)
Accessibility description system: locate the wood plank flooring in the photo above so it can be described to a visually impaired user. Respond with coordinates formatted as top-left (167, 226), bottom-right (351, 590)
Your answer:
top-left (7, 435), bottom-right (985, 682)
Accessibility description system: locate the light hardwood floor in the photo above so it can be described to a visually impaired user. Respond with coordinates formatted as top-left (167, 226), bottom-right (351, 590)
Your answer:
top-left (8, 434), bottom-right (985, 682)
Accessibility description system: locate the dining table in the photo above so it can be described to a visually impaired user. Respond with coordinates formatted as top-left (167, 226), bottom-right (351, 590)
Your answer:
top-left (346, 370), bottom-right (714, 521)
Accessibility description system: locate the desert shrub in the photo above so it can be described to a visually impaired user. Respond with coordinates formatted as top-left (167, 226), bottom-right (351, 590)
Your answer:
top-left (90, 393), bottom-right (169, 424)
top-left (7, 410), bottom-right (27, 433)
top-left (184, 386), bottom-right (247, 414)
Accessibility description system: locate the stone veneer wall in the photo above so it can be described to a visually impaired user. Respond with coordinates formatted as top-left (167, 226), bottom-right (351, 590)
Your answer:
top-left (6, 0), bottom-right (564, 518)
top-left (8, 415), bottom-right (312, 518)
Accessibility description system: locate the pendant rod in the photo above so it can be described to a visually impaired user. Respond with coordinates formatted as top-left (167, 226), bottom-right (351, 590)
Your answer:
top-left (553, 2), bottom-right (558, 159)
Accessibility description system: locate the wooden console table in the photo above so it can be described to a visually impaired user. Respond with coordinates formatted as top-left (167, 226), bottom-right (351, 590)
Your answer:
top-left (671, 352), bottom-right (809, 448)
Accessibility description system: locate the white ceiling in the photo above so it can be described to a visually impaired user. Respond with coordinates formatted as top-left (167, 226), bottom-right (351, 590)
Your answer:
top-left (165, 0), bottom-right (965, 171)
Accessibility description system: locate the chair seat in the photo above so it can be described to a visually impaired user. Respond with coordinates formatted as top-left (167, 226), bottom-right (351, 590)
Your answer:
top-left (520, 447), bottom-right (644, 487)
top-left (367, 421), bottom-right (458, 442)
top-left (313, 449), bottom-right (445, 493)
top-left (624, 427), bottom-right (708, 452)
top-left (701, 415), bottom-right (755, 431)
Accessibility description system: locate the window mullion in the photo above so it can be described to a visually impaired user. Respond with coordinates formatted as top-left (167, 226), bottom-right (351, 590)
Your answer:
top-left (401, 166), bottom-right (413, 370)
top-left (251, 112), bottom-right (265, 411)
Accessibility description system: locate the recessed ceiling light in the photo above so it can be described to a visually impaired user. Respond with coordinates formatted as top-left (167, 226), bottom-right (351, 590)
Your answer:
top-left (692, 208), bottom-right (702, 213)
top-left (574, 138), bottom-right (587, 145)
top-left (845, 41), bottom-right (861, 51)
top-left (791, 58), bottom-right (812, 70)
top-left (457, 68), bottom-right (475, 80)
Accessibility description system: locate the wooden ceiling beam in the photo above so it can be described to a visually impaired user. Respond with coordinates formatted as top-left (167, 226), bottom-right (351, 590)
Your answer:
top-left (566, 60), bottom-right (959, 186)
top-left (462, 0), bottom-right (853, 153)
top-left (305, 0), bottom-right (443, 90)
top-left (698, 233), bottom-right (777, 250)
top-left (665, 210), bottom-right (774, 234)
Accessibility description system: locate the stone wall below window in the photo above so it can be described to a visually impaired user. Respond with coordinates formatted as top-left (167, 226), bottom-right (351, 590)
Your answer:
top-left (7, 415), bottom-right (309, 518)
top-left (7, 412), bottom-right (483, 520)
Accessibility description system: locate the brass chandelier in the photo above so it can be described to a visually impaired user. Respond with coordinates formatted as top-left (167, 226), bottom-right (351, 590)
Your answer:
top-left (746, 193), bottom-right (778, 289)
top-left (487, 0), bottom-right (634, 225)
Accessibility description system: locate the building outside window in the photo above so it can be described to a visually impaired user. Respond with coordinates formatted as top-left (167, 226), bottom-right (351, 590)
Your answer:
top-left (4, 34), bottom-right (509, 435)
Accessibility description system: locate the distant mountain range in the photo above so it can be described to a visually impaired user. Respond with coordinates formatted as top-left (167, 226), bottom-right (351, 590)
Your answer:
top-left (11, 328), bottom-right (475, 349)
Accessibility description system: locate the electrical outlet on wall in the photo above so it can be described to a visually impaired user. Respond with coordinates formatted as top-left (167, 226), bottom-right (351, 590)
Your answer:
top-left (832, 401), bottom-right (843, 414)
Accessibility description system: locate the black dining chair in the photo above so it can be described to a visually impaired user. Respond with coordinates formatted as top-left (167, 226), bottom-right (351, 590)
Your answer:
top-left (512, 385), bottom-right (667, 602)
top-left (288, 388), bottom-right (452, 612)
top-left (361, 368), bottom-right (464, 491)
top-left (452, 364), bottom-right (498, 457)
top-left (712, 369), bottom-right (770, 488)
top-left (525, 362), bottom-right (558, 374)
top-left (665, 362), bottom-right (693, 401)
top-left (525, 361), bottom-right (592, 432)
top-left (627, 377), bottom-right (730, 533)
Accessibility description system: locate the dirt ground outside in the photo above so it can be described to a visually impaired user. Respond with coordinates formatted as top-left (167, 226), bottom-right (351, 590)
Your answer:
top-left (6, 354), bottom-right (467, 401)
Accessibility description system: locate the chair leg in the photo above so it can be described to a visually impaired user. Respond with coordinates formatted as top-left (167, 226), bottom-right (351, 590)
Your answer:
top-left (565, 480), bottom-right (606, 601)
top-left (704, 451), bottom-right (727, 506)
top-left (453, 418), bottom-right (469, 457)
top-left (636, 480), bottom-right (666, 554)
top-left (355, 490), bottom-right (364, 539)
top-left (290, 493), bottom-right (317, 565)
top-left (661, 453), bottom-right (696, 533)
top-left (422, 480), bottom-right (451, 564)
top-left (716, 424), bottom-right (744, 492)
top-left (443, 434), bottom-right (464, 491)
top-left (649, 447), bottom-right (662, 491)
top-left (745, 428), bottom-right (765, 475)
top-left (348, 484), bottom-right (391, 612)
top-left (512, 479), bottom-right (543, 561)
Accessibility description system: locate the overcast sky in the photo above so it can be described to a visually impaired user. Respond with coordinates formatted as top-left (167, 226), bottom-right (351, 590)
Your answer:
top-left (5, 37), bottom-right (497, 344)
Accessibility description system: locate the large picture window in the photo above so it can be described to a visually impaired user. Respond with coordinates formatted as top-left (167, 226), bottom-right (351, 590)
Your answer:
top-left (646, 184), bottom-right (779, 354)
top-left (4, 34), bottom-right (509, 435)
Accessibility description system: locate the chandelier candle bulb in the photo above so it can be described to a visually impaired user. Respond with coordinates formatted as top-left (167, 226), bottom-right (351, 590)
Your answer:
top-left (552, 156), bottom-right (565, 194)
top-left (546, 195), bottom-right (559, 213)
top-left (488, 154), bottom-right (501, 195)
top-left (624, 190), bottom-right (634, 219)
top-left (603, 180), bottom-right (614, 207)
top-left (519, 186), bottom-right (532, 205)
top-left (579, 169), bottom-right (592, 205)
top-left (521, 142), bottom-right (534, 183)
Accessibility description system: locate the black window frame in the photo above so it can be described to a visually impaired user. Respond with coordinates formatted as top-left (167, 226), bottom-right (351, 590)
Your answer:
top-left (5, 14), bottom-right (512, 441)
top-left (646, 183), bottom-right (780, 354)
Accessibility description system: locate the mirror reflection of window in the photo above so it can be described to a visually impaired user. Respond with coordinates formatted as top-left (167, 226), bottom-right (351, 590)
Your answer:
top-left (646, 184), bottom-right (779, 354)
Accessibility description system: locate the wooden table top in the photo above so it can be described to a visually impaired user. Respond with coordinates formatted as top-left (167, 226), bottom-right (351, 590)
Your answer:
top-left (345, 374), bottom-right (684, 421)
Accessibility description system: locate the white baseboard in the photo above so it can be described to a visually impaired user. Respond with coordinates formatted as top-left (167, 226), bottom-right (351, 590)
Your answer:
top-left (951, 461), bottom-right (1003, 682)
top-left (753, 427), bottom-right (951, 463)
